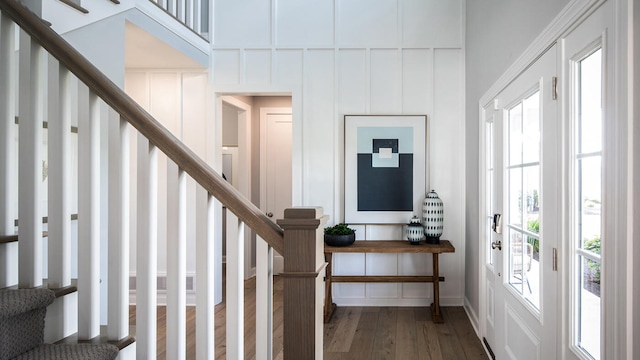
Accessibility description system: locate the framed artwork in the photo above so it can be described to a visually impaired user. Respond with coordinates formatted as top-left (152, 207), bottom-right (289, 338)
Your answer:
top-left (344, 115), bottom-right (427, 224)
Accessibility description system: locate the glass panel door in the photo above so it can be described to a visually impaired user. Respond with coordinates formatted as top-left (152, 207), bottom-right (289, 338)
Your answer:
top-left (506, 91), bottom-right (541, 310)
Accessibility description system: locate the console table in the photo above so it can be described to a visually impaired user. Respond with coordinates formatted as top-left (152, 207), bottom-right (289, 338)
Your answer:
top-left (324, 240), bottom-right (455, 323)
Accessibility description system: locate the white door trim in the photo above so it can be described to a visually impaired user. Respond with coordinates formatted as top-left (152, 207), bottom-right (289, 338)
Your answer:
top-left (259, 107), bottom-right (292, 275)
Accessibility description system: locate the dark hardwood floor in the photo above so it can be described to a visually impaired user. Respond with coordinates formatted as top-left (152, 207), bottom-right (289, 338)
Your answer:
top-left (130, 276), bottom-right (487, 359)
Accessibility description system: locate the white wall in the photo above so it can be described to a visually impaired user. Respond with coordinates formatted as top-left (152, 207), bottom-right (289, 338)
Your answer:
top-left (212, 0), bottom-right (466, 306)
top-left (464, 0), bottom-right (570, 319)
top-left (125, 70), bottom-right (210, 303)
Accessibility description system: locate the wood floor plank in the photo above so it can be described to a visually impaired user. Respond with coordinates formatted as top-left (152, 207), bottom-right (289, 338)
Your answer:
top-left (419, 320), bottom-right (443, 360)
top-left (371, 307), bottom-right (398, 360)
top-left (448, 307), bottom-right (488, 360)
top-left (396, 308), bottom-right (419, 359)
top-left (130, 275), bottom-right (487, 360)
top-left (436, 308), bottom-right (469, 359)
top-left (327, 307), bottom-right (362, 352)
top-left (346, 308), bottom-right (379, 360)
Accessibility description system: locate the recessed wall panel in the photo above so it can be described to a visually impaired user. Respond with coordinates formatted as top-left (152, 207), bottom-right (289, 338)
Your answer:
top-left (276, 0), bottom-right (334, 46)
top-left (402, 49), bottom-right (431, 114)
top-left (245, 49), bottom-right (272, 85)
top-left (275, 49), bottom-right (303, 85)
top-left (213, 50), bottom-right (241, 85)
top-left (303, 49), bottom-right (335, 210)
top-left (214, 0), bottom-right (271, 46)
top-left (338, 49), bottom-right (367, 114)
top-left (432, 49), bottom-right (464, 299)
top-left (337, 0), bottom-right (397, 46)
top-left (402, 0), bottom-right (463, 47)
top-left (366, 253), bottom-right (398, 298)
top-left (334, 253), bottom-right (366, 298)
top-left (370, 49), bottom-right (402, 114)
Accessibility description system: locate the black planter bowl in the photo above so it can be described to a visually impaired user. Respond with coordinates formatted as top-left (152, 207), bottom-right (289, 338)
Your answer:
top-left (324, 233), bottom-right (356, 247)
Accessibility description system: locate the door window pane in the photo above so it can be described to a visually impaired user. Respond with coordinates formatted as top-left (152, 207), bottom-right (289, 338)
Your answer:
top-left (506, 90), bottom-right (541, 311)
top-left (522, 92), bottom-right (541, 163)
top-left (509, 103), bottom-right (523, 166)
top-left (574, 48), bottom-right (602, 360)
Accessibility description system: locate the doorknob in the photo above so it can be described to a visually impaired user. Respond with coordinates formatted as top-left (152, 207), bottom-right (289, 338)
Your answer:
top-left (267, 212), bottom-right (273, 218)
top-left (491, 240), bottom-right (502, 250)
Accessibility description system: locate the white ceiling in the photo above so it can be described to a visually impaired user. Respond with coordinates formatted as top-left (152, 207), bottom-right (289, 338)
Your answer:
top-left (125, 22), bottom-right (204, 69)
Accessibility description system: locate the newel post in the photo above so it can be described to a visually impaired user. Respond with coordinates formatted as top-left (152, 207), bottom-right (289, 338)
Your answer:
top-left (277, 207), bottom-right (328, 360)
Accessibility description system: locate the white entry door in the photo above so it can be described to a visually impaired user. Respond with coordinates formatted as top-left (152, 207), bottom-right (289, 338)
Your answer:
top-left (259, 108), bottom-right (292, 274)
top-left (483, 44), bottom-right (559, 359)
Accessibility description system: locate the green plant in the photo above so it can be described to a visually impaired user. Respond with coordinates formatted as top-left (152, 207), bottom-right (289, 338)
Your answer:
top-left (324, 223), bottom-right (355, 235)
top-left (584, 236), bottom-right (601, 283)
top-left (527, 219), bottom-right (540, 254)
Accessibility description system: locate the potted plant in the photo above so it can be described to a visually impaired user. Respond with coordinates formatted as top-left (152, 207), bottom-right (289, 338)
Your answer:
top-left (324, 223), bottom-right (356, 247)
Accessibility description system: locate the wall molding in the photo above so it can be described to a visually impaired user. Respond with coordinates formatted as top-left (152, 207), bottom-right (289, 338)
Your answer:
top-left (478, 0), bottom-right (604, 108)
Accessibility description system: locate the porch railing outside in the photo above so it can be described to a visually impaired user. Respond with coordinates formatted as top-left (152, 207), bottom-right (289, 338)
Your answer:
top-left (0, 1), bottom-right (323, 358)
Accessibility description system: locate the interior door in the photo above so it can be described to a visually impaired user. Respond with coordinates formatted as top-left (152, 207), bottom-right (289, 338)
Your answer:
top-left (260, 108), bottom-right (292, 274)
top-left (484, 44), bottom-right (560, 359)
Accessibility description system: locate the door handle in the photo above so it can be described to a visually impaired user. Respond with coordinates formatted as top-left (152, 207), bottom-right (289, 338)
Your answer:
top-left (491, 240), bottom-right (502, 250)
top-left (267, 212), bottom-right (273, 218)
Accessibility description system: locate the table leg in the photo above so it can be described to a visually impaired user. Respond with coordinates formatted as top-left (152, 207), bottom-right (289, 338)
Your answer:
top-left (431, 253), bottom-right (444, 323)
top-left (324, 252), bottom-right (336, 323)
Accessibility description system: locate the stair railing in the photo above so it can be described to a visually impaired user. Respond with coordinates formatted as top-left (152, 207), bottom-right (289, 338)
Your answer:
top-left (147, 0), bottom-right (209, 40)
top-left (0, 0), bottom-right (325, 359)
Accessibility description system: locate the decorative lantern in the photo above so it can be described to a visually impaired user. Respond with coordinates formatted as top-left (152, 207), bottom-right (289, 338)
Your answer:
top-left (423, 190), bottom-right (444, 244)
top-left (406, 215), bottom-right (424, 245)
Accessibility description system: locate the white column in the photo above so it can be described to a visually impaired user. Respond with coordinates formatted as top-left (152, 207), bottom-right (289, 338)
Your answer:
top-left (166, 162), bottom-right (186, 359)
top-left (47, 58), bottom-right (71, 289)
top-left (108, 113), bottom-right (130, 341)
top-left (18, 29), bottom-right (43, 288)
top-left (196, 191), bottom-right (215, 360)
top-left (77, 89), bottom-right (101, 339)
top-left (255, 237), bottom-right (274, 360)
top-left (226, 212), bottom-right (244, 360)
top-left (0, 12), bottom-right (17, 288)
top-left (136, 134), bottom-right (158, 359)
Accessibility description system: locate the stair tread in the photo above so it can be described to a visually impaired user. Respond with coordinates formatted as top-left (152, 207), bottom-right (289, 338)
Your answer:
top-left (0, 231), bottom-right (49, 244)
top-left (56, 325), bottom-right (135, 351)
top-left (0, 279), bottom-right (78, 298)
top-left (0, 288), bottom-right (55, 317)
top-left (13, 343), bottom-right (119, 360)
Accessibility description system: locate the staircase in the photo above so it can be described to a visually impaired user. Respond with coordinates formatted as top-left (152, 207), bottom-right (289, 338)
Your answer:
top-left (0, 288), bottom-right (117, 359)
top-left (0, 0), bottom-right (326, 359)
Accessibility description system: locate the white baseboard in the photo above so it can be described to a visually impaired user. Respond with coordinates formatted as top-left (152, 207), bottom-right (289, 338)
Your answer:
top-left (464, 296), bottom-right (480, 337)
top-left (333, 296), bottom-right (464, 307)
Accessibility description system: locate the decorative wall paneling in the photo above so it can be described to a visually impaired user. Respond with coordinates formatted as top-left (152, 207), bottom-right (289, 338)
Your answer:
top-left (211, 0), bottom-right (465, 306)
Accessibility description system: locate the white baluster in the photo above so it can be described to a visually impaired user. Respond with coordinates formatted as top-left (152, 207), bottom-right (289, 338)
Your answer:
top-left (47, 58), bottom-right (71, 289)
top-left (136, 134), bottom-right (158, 358)
top-left (0, 12), bottom-right (17, 288)
top-left (166, 162), bottom-right (186, 359)
top-left (192, 0), bottom-right (201, 34)
top-left (167, 0), bottom-right (177, 18)
top-left (185, 0), bottom-right (193, 29)
top-left (18, 29), bottom-right (43, 288)
top-left (196, 190), bottom-right (215, 360)
top-left (108, 113), bottom-right (130, 341)
top-left (77, 89), bottom-right (101, 339)
top-left (256, 237), bottom-right (274, 360)
top-left (227, 212), bottom-right (244, 360)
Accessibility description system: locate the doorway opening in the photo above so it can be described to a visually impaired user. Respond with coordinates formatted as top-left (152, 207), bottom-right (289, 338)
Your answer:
top-left (219, 95), bottom-right (293, 278)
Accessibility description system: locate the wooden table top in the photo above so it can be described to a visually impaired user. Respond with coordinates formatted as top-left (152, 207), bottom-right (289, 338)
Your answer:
top-left (325, 240), bottom-right (455, 254)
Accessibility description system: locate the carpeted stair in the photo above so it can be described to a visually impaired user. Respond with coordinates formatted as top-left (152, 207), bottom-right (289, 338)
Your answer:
top-left (0, 288), bottom-right (119, 360)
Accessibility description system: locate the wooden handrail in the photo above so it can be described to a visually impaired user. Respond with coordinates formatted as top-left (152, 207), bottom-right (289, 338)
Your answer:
top-left (0, 0), bottom-right (284, 254)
